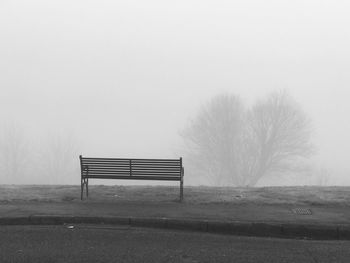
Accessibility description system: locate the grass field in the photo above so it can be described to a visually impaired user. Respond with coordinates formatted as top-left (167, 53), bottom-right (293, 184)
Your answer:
top-left (0, 185), bottom-right (349, 206)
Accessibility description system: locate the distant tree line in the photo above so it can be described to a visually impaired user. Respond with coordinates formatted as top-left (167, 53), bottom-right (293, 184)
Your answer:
top-left (0, 124), bottom-right (80, 184)
top-left (0, 91), bottom-right (316, 187)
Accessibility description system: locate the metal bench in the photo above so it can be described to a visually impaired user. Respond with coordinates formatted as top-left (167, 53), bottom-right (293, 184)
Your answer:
top-left (79, 155), bottom-right (184, 201)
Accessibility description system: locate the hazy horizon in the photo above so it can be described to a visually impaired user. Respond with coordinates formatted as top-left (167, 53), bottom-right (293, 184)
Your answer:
top-left (1, 0), bottom-right (350, 185)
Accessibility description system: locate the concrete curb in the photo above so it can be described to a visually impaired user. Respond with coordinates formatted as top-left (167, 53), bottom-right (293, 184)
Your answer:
top-left (0, 215), bottom-right (349, 240)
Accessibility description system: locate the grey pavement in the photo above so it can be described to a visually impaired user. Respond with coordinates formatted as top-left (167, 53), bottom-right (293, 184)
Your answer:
top-left (1, 201), bottom-right (350, 239)
top-left (2, 201), bottom-right (350, 224)
top-left (1, 225), bottom-right (350, 263)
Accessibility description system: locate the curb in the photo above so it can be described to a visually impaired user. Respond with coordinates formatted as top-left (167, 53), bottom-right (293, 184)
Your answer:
top-left (0, 215), bottom-right (349, 240)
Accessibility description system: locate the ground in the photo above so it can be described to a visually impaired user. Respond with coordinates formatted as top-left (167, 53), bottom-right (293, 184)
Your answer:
top-left (2, 185), bottom-right (350, 205)
top-left (2, 185), bottom-right (350, 262)
top-left (1, 225), bottom-right (349, 263)
top-left (1, 185), bottom-right (350, 225)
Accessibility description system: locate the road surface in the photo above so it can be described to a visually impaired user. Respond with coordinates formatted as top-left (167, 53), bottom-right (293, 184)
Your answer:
top-left (0, 225), bottom-right (349, 262)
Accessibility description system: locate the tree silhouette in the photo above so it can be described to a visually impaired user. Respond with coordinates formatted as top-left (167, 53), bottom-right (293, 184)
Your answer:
top-left (181, 94), bottom-right (247, 185)
top-left (181, 91), bottom-right (314, 186)
top-left (38, 132), bottom-right (80, 184)
top-left (245, 91), bottom-right (314, 186)
top-left (0, 124), bottom-right (29, 183)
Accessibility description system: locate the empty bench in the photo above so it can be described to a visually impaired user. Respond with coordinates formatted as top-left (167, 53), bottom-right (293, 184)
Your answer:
top-left (79, 155), bottom-right (184, 201)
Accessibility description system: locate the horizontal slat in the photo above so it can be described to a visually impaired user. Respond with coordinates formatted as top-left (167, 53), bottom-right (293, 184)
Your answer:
top-left (84, 163), bottom-right (180, 167)
top-left (83, 165), bottom-right (130, 168)
top-left (84, 170), bottom-right (130, 174)
top-left (132, 168), bottom-right (180, 172)
top-left (82, 157), bottom-right (180, 162)
top-left (133, 159), bottom-right (180, 162)
top-left (86, 170), bottom-right (180, 175)
top-left (83, 163), bottom-right (130, 167)
top-left (132, 161), bottom-right (180, 165)
top-left (83, 166), bottom-right (180, 171)
top-left (85, 166), bottom-right (180, 171)
top-left (85, 171), bottom-right (180, 176)
top-left (131, 163), bottom-right (180, 168)
top-left (86, 173), bottom-right (180, 177)
top-left (131, 172), bottom-right (180, 176)
top-left (81, 157), bottom-right (130, 161)
top-left (86, 174), bottom-right (131, 177)
top-left (84, 167), bottom-right (129, 171)
top-left (131, 164), bottom-right (180, 167)
top-left (82, 162), bottom-right (180, 167)
top-left (84, 175), bottom-right (181, 181)
top-left (83, 172), bottom-right (180, 177)
top-left (131, 168), bottom-right (180, 172)
top-left (84, 171), bottom-right (130, 174)
top-left (82, 161), bottom-right (129, 164)
top-left (82, 160), bottom-right (130, 163)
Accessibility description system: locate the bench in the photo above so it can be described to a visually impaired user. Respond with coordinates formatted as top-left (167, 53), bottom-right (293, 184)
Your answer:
top-left (79, 155), bottom-right (184, 201)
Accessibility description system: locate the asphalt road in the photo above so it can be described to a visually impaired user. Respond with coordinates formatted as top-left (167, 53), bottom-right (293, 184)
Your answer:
top-left (0, 225), bottom-right (349, 263)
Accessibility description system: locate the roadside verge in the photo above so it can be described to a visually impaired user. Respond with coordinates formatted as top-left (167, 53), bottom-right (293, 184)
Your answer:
top-left (1, 215), bottom-right (350, 240)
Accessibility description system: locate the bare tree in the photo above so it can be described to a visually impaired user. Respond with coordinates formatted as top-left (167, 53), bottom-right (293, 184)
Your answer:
top-left (181, 91), bottom-right (314, 186)
top-left (0, 123), bottom-right (29, 183)
top-left (181, 94), bottom-right (247, 186)
top-left (37, 132), bottom-right (80, 184)
top-left (245, 91), bottom-right (314, 186)
top-left (309, 166), bottom-right (331, 186)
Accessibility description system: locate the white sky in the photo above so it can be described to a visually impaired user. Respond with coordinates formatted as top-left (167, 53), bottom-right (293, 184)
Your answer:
top-left (1, 0), bottom-right (350, 183)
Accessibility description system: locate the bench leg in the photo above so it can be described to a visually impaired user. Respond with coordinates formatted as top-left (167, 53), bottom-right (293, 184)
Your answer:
top-left (86, 179), bottom-right (89, 198)
top-left (81, 179), bottom-right (84, 200)
top-left (180, 179), bottom-right (183, 202)
top-left (179, 167), bottom-right (184, 202)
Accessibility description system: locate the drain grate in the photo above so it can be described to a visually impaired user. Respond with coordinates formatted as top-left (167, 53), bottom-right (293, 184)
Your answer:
top-left (291, 208), bottom-right (312, 215)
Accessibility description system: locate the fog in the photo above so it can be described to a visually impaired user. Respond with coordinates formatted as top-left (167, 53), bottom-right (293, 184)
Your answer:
top-left (1, 0), bottom-right (350, 185)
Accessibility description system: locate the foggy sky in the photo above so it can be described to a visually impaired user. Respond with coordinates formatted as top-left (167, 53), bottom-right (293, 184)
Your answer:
top-left (1, 0), bottom-right (350, 184)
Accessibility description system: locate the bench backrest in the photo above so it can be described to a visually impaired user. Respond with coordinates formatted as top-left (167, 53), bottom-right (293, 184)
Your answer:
top-left (80, 156), bottom-right (183, 181)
